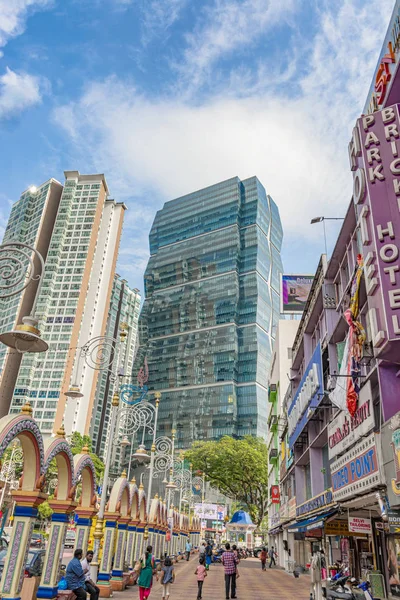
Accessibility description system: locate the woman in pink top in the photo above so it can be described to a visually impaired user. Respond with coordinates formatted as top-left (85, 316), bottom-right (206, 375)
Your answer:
top-left (194, 556), bottom-right (207, 600)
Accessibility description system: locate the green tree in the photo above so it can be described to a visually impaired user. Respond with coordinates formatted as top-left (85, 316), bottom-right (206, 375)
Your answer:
top-left (38, 500), bottom-right (53, 520)
top-left (185, 436), bottom-right (269, 527)
top-left (69, 432), bottom-right (105, 483)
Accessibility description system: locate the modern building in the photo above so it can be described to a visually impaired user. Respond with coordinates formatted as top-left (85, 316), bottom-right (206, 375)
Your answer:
top-left (0, 179), bottom-right (63, 418)
top-left (5, 171), bottom-right (126, 438)
top-left (266, 319), bottom-right (298, 565)
top-left (91, 274), bottom-right (141, 459)
top-left (133, 176), bottom-right (283, 448)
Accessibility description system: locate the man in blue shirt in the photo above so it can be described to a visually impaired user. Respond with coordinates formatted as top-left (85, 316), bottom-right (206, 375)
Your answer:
top-left (66, 548), bottom-right (86, 600)
top-left (185, 540), bottom-right (192, 561)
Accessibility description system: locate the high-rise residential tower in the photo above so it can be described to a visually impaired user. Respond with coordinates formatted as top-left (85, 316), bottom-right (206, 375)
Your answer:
top-left (0, 179), bottom-right (63, 417)
top-left (133, 176), bottom-right (283, 448)
top-left (90, 274), bottom-right (141, 459)
top-left (5, 171), bottom-right (126, 437)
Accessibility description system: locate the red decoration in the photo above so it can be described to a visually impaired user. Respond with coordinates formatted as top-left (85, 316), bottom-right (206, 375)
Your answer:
top-left (271, 485), bottom-right (280, 504)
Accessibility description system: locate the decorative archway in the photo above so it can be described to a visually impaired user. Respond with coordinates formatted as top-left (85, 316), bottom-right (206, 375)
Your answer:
top-left (126, 481), bottom-right (139, 568)
top-left (101, 473), bottom-right (130, 594)
top-left (73, 448), bottom-right (97, 554)
top-left (37, 429), bottom-right (77, 600)
top-left (0, 407), bottom-right (47, 600)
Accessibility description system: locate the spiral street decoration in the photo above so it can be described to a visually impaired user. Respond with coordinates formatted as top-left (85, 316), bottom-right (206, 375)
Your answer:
top-left (0, 243), bottom-right (43, 300)
top-left (114, 402), bottom-right (156, 441)
top-left (152, 436), bottom-right (174, 479)
top-left (81, 335), bottom-right (117, 372)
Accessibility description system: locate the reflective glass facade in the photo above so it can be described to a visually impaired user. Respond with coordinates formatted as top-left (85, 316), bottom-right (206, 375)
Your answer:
top-left (133, 176), bottom-right (283, 447)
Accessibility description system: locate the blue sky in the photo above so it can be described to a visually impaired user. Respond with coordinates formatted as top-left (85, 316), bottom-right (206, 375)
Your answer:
top-left (0, 0), bottom-right (395, 293)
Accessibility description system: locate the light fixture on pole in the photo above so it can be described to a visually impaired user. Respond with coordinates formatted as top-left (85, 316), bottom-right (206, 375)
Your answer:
top-left (0, 242), bottom-right (48, 352)
top-left (310, 216), bottom-right (344, 258)
top-left (132, 444), bottom-right (150, 463)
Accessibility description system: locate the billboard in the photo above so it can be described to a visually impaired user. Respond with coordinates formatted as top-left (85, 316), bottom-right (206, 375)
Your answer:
top-left (194, 503), bottom-right (226, 520)
top-left (288, 342), bottom-right (324, 449)
top-left (280, 274), bottom-right (314, 314)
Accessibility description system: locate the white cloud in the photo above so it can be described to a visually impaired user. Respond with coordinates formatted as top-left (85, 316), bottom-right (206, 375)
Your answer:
top-left (53, 0), bottom-right (395, 285)
top-left (0, 67), bottom-right (43, 119)
top-left (141, 0), bottom-right (187, 45)
top-left (175, 0), bottom-right (299, 95)
top-left (0, 0), bottom-right (52, 49)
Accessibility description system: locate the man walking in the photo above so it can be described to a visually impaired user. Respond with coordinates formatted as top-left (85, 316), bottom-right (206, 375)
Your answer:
top-left (186, 540), bottom-right (192, 561)
top-left (221, 543), bottom-right (238, 600)
top-left (81, 550), bottom-right (100, 600)
top-left (66, 549), bottom-right (86, 600)
top-left (269, 546), bottom-right (276, 568)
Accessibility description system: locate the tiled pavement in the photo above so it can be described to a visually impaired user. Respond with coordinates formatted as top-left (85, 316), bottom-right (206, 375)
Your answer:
top-left (119, 555), bottom-right (312, 600)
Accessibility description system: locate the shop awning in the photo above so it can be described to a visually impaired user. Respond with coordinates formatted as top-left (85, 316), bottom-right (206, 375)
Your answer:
top-left (269, 526), bottom-right (283, 535)
top-left (287, 510), bottom-right (337, 533)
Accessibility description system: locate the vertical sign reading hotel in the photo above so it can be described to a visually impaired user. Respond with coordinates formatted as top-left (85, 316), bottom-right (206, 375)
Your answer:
top-left (353, 104), bottom-right (400, 344)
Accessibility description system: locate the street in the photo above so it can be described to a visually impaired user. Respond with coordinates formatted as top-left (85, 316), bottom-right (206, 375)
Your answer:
top-left (117, 556), bottom-right (312, 600)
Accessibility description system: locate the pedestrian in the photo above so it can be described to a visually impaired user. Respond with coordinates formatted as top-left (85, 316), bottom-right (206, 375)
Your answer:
top-left (260, 547), bottom-right (267, 571)
top-left (232, 545), bottom-right (240, 578)
top-left (186, 540), bottom-right (192, 561)
top-left (269, 546), bottom-right (276, 568)
top-left (199, 542), bottom-right (206, 559)
top-left (66, 549), bottom-right (86, 600)
top-left (137, 544), bottom-right (156, 600)
top-left (160, 556), bottom-right (175, 600)
top-left (81, 550), bottom-right (100, 600)
top-left (205, 541), bottom-right (213, 570)
top-left (221, 542), bottom-right (238, 600)
top-left (194, 555), bottom-right (207, 600)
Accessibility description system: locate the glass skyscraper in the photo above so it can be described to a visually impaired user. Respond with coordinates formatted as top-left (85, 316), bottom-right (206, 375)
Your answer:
top-left (133, 176), bottom-right (283, 448)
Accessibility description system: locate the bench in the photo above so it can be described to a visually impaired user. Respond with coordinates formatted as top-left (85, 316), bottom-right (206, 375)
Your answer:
top-left (57, 591), bottom-right (76, 600)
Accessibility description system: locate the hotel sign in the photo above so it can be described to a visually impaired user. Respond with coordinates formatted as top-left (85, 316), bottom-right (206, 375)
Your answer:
top-left (330, 433), bottom-right (383, 501)
top-left (288, 342), bottom-right (324, 449)
top-left (328, 382), bottom-right (375, 460)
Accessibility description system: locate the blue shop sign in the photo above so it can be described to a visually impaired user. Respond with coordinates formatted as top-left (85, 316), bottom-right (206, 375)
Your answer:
top-left (296, 489), bottom-right (333, 518)
top-left (288, 342), bottom-right (324, 449)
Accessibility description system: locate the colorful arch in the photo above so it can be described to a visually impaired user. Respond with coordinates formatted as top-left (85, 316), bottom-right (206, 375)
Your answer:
top-left (74, 452), bottom-right (97, 508)
top-left (108, 476), bottom-right (130, 516)
top-left (43, 437), bottom-right (75, 501)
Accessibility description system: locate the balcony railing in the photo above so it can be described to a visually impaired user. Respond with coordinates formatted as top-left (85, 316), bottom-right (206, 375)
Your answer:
top-left (269, 448), bottom-right (278, 462)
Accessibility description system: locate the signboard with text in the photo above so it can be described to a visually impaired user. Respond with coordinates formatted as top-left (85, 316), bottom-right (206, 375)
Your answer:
top-left (280, 274), bottom-right (314, 314)
top-left (328, 381), bottom-right (375, 460)
top-left (271, 485), bottom-right (280, 504)
top-left (194, 503), bottom-right (226, 520)
top-left (348, 517), bottom-right (372, 534)
top-left (325, 520), bottom-right (367, 537)
top-left (288, 342), bottom-right (324, 449)
top-left (330, 433), bottom-right (382, 501)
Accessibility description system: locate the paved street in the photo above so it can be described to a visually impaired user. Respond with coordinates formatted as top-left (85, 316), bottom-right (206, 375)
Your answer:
top-left (119, 556), bottom-right (311, 600)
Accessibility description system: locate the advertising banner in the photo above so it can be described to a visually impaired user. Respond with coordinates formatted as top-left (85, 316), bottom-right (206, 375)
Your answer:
top-left (388, 509), bottom-right (400, 534)
top-left (328, 381), bottom-right (375, 460)
top-left (330, 433), bottom-right (382, 501)
top-left (194, 503), bottom-right (226, 520)
top-left (348, 516), bottom-right (372, 534)
top-left (296, 489), bottom-right (333, 518)
top-left (381, 412), bottom-right (400, 508)
top-left (325, 520), bottom-right (367, 537)
top-left (280, 274), bottom-right (314, 314)
top-left (271, 485), bottom-right (280, 504)
top-left (288, 342), bottom-right (324, 449)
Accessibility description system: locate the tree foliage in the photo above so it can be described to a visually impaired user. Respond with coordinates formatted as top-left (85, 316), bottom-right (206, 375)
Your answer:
top-left (185, 436), bottom-right (269, 527)
top-left (69, 432), bottom-right (105, 484)
top-left (38, 500), bottom-right (53, 520)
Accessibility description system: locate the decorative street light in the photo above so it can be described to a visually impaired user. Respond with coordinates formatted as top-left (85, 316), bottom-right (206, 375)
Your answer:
top-left (0, 242), bottom-right (48, 352)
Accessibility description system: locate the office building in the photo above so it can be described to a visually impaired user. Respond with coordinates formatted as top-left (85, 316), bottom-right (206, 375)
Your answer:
top-left (6, 171), bottom-right (126, 437)
top-left (133, 176), bottom-right (283, 448)
top-left (91, 274), bottom-right (141, 458)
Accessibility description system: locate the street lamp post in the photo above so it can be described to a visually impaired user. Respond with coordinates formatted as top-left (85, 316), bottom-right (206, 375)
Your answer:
top-left (0, 242), bottom-right (48, 352)
top-left (310, 216), bottom-right (345, 257)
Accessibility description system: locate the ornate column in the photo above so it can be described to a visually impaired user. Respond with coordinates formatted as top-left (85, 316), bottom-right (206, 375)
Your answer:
top-left (125, 520), bottom-right (138, 569)
top-left (110, 516), bottom-right (130, 591)
top-left (74, 506), bottom-right (98, 553)
top-left (0, 490), bottom-right (46, 600)
top-left (98, 512), bottom-right (119, 598)
top-left (37, 499), bottom-right (77, 599)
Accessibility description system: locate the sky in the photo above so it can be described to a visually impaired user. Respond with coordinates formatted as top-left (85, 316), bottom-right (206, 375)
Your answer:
top-left (0, 0), bottom-right (396, 295)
